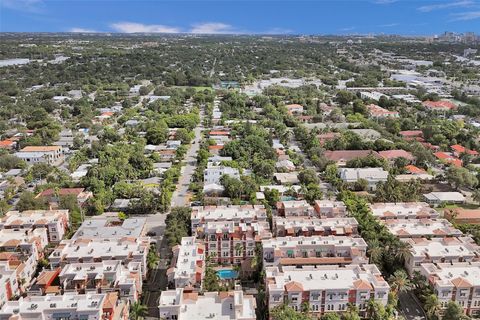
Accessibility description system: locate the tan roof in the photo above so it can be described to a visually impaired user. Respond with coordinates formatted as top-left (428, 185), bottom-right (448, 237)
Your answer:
top-left (353, 279), bottom-right (373, 290)
top-left (102, 292), bottom-right (119, 309)
top-left (451, 277), bottom-right (473, 288)
top-left (21, 146), bottom-right (61, 152)
top-left (285, 281), bottom-right (304, 292)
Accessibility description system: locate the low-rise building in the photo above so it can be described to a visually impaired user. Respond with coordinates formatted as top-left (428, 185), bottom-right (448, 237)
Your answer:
top-left (422, 100), bottom-right (457, 112)
top-left (191, 205), bottom-right (268, 231)
top-left (198, 221), bottom-right (272, 266)
top-left (204, 165), bottom-right (240, 185)
top-left (0, 262), bottom-right (20, 306)
top-left (273, 217), bottom-right (359, 237)
top-left (0, 228), bottom-right (48, 260)
top-left (382, 219), bottom-right (463, 238)
top-left (59, 260), bottom-right (142, 302)
top-left (15, 146), bottom-right (64, 166)
top-left (324, 150), bottom-right (380, 167)
top-left (445, 208), bottom-right (480, 224)
top-left (338, 167), bottom-right (388, 191)
top-left (366, 104), bottom-right (399, 119)
top-left (262, 235), bottom-right (368, 267)
top-left (35, 188), bottom-right (93, 208)
top-left (276, 200), bottom-right (314, 217)
top-left (0, 292), bottom-right (128, 320)
top-left (167, 237), bottom-right (205, 289)
top-left (266, 264), bottom-right (390, 317)
top-left (378, 149), bottom-right (415, 163)
top-left (49, 237), bottom-right (150, 279)
top-left (159, 288), bottom-right (256, 320)
top-left (403, 237), bottom-right (480, 275)
top-left (423, 192), bottom-right (466, 206)
top-left (369, 202), bottom-right (439, 220)
top-left (0, 210), bottom-right (70, 243)
top-left (313, 200), bottom-right (347, 218)
top-left (72, 214), bottom-right (145, 240)
top-left (420, 262), bottom-right (480, 317)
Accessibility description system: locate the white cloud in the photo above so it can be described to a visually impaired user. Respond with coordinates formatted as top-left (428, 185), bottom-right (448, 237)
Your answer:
top-left (110, 22), bottom-right (180, 33)
top-left (190, 22), bottom-right (239, 34)
top-left (1, 0), bottom-right (44, 13)
top-left (373, 0), bottom-right (398, 4)
top-left (69, 28), bottom-right (98, 33)
top-left (418, 0), bottom-right (474, 12)
top-left (450, 10), bottom-right (480, 20)
top-left (378, 23), bottom-right (399, 27)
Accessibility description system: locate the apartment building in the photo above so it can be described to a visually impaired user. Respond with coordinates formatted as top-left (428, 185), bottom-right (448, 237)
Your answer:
top-left (0, 252), bottom-right (38, 292)
top-left (445, 208), bottom-right (480, 225)
top-left (198, 221), bottom-right (272, 265)
top-left (0, 292), bottom-right (128, 320)
top-left (72, 215), bottom-right (146, 240)
top-left (313, 200), bottom-right (347, 218)
top-left (167, 237), bottom-right (205, 289)
top-left (369, 202), bottom-right (439, 220)
top-left (366, 104), bottom-right (400, 118)
top-left (59, 260), bottom-right (142, 302)
top-left (262, 236), bottom-right (368, 267)
top-left (403, 237), bottom-right (480, 275)
top-left (15, 146), bottom-right (64, 166)
top-left (0, 228), bottom-right (49, 260)
top-left (0, 210), bottom-right (70, 243)
top-left (382, 219), bottom-right (463, 238)
top-left (49, 237), bottom-right (150, 279)
top-left (420, 262), bottom-right (480, 317)
top-left (203, 165), bottom-right (240, 185)
top-left (159, 288), bottom-right (256, 320)
top-left (276, 200), bottom-right (315, 217)
top-left (190, 205), bottom-right (268, 231)
top-left (266, 265), bottom-right (390, 317)
top-left (338, 167), bottom-right (388, 191)
top-left (0, 262), bottom-right (19, 307)
top-left (273, 217), bottom-right (359, 237)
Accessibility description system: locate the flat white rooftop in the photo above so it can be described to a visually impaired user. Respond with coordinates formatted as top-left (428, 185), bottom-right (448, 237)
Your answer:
top-left (369, 202), bottom-right (439, 219)
top-left (72, 216), bottom-right (145, 240)
top-left (191, 205), bottom-right (267, 221)
top-left (404, 237), bottom-right (480, 259)
top-left (383, 219), bottom-right (462, 237)
top-left (421, 262), bottom-right (480, 287)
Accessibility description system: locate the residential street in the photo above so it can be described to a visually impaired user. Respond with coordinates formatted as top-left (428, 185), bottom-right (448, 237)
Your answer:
top-left (170, 111), bottom-right (204, 208)
top-left (398, 291), bottom-right (427, 320)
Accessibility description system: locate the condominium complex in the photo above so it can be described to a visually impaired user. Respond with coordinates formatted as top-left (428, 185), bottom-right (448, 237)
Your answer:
top-left (369, 202), bottom-right (439, 220)
top-left (0, 210), bottom-right (70, 243)
top-left (266, 264), bottom-right (390, 317)
top-left (59, 260), bottom-right (143, 302)
top-left (276, 200), bottom-right (315, 217)
top-left (262, 235), bottom-right (368, 267)
top-left (49, 237), bottom-right (150, 278)
top-left (167, 237), bottom-right (205, 289)
top-left (273, 217), bottom-right (359, 237)
top-left (72, 214), bottom-right (146, 240)
top-left (191, 205), bottom-right (268, 231)
top-left (403, 237), bottom-right (480, 275)
top-left (313, 200), bottom-right (348, 218)
top-left (382, 219), bottom-right (463, 238)
top-left (0, 292), bottom-right (128, 320)
top-left (0, 228), bottom-right (49, 260)
top-left (159, 288), bottom-right (256, 320)
top-left (420, 262), bottom-right (480, 317)
top-left (199, 221), bottom-right (272, 265)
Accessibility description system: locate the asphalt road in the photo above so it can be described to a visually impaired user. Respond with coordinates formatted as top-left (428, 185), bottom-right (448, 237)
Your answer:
top-left (170, 113), bottom-right (204, 208)
top-left (398, 291), bottom-right (427, 320)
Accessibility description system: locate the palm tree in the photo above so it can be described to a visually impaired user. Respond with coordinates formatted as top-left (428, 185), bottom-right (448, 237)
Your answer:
top-left (424, 294), bottom-right (442, 320)
top-left (130, 302), bottom-right (148, 320)
top-left (147, 246), bottom-right (159, 271)
top-left (367, 239), bottom-right (383, 264)
top-left (389, 269), bottom-right (414, 296)
top-left (395, 241), bottom-right (412, 263)
top-left (473, 189), bottom-right (480, 205)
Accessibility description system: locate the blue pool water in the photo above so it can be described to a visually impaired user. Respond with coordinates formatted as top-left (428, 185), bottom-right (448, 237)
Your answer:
top-left (217, 269), bottom-right (238, 280)
top-left (281, 196), bottom-right (296, 201)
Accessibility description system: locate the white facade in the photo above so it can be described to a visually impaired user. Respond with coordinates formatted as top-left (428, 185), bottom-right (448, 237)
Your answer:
top-left (159, 288), bottom-right (256, 320)
top-left (368, 202), bottom-right (439, 220)
top-left (15, 146), bottom-right (64, 166)
top-left (382, 218), bottom-right (463, 238)
top-left (203, 165), bottom-right (240, 185)
top-left (167, 237), bottom-right (205, 289)
top-left (338, 167), bottom-right (388, 191)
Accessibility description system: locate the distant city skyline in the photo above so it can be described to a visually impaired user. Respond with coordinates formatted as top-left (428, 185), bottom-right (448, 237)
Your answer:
top-left (0, 0), bottom-right (479, 35)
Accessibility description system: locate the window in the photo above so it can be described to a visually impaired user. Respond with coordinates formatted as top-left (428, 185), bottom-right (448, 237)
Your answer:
top-left (273, 296), bottom-right (281, 302)
top-left (442, 291), bottom-right (450, 297)
top-left (291, 297), bottom-right (298, 302)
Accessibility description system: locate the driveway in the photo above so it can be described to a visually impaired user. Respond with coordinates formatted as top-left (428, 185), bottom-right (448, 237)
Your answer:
top-left (398, 291), bottom-right (427, 320)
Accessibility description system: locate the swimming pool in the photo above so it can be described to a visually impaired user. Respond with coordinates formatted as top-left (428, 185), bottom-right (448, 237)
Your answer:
top-left (217, 269), bottom-right (238, 280)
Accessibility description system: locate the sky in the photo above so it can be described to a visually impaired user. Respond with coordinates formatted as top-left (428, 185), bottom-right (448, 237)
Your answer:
top-left (0, 0), bottom-right (479, 35)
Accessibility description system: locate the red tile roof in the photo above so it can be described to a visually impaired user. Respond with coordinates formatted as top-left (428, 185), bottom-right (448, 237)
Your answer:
top-left (399, 130), bottom-right (423, 137)
top-left (405, 165), bottom-right (426, 174)
top-left (422, 100), bottom-right (457, 110)
top-left (324, 150), bottom-right (380, 162)
top-left (379, 150), bottom-right (414, 161)
top-left (37, 188), bottom-right (85, 198)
